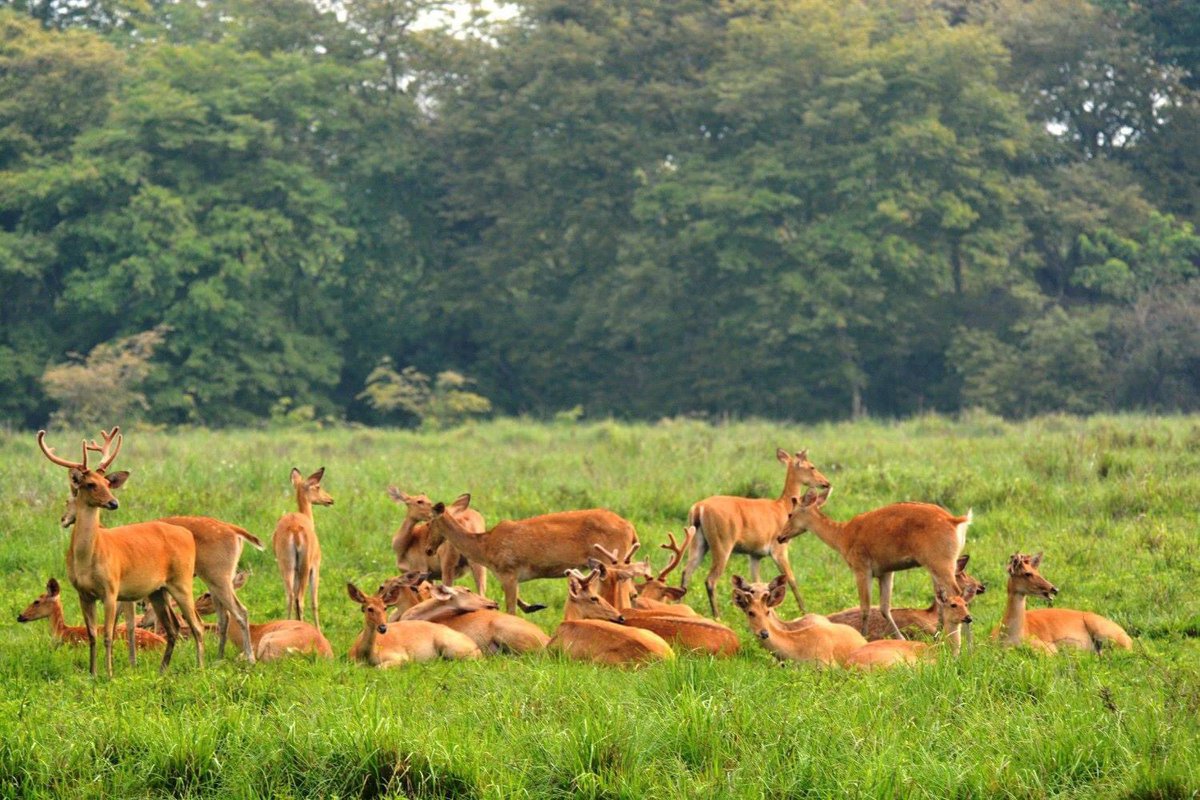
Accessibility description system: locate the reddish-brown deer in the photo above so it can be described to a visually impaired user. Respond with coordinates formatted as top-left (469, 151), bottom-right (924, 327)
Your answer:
top-left (681, 448), bottom-right (831, 618)
top-left (346, 582), bottom-right (481, 667)
top-left (426, 498), bottom-right (639, 615)
top-left (193, 573), bottom-right (333, 661)
top-left (273, 467), bottom-right (333, 632)
top-left (777, 489), bottom-right (971, 640)
top-left (400, 585), bottom-right (550, 655)
top-left (18, 577), bottom-right (166, 650)
top-left (993, 553), bottom-right (1132, 654)
top-left (546, 570), bottom-right (674, 666)
top-left (388, 488), bottom-right (487, 593)
top-left (39, 427), bottom-right (206, 676)
top-left (731, 574), bottom-right (867, 666)
top-left (632, 528), bottom-right (697, 615)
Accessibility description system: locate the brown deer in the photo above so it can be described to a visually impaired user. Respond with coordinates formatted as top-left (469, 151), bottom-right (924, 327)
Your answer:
top-left (38, 427), bottom-right (206, 676)
top-left (632, 528), bottom-right (697, 615)
top-left (388, 488), bottom-right (487, 593)
top-left (546, 570), bottom-right (674, 666)
top-left (400, 585), bottom-right (550, 654)
top-left (18, 577), bottom-right (166, 650)
top-left (346, 582), bottom-right (481, 667)
top-left (426, 498), bottom-right (639, 615)
top-left (193, 577), bottom-right (332, 661)
top-left (777, 489), bottom-right (971, 640)
top-left (273, 467), bottom-right (333, 632)
top-left (993, 553), bottom-right (1132, 654)
top-left (378, 571), bottom-right (436, 621)
top-left (731, 574), bottom-right (867, 666)
top-left (681, 448), bottom-right (831, 618)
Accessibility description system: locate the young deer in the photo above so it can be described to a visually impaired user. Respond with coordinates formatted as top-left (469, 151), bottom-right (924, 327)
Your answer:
top-left (388, 489), bottom-right (487, 594)
top-left (19, 577), bottom-right (166, 650)
top-left (427, 497), bottom-right (639, 615)
top-left (681, 448), bottom-right (831, 617)
top-left (993, 553), bottom-right (1132, 654)
top-left (731, 574), bottom-right (868, 666)
top-left (39, 428), bottom-right (206, 677)
top-left (346, 582), bottom-right (481, 667)
top-left (400, 585), bottom-right (551, 655)
top-left (193, 573), bottom-right (333, 662)
top-left (632, 528), bottom-right (697, 615)
top-left (777, 489), bottom-right (971, 640)
top-left (546, 570), bottom-right (674, 666)
top-left (273, 467), bottom-right (333, 632)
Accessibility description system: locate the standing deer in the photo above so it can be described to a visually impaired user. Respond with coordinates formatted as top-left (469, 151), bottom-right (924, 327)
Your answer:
top-left (777, 489), bottom-right (971, 640)
top-left (346, 582), bottom-right (481, 667)
top-left (388, 489), bottom-right (487, 593)
top-left (426, 498), bottom-right (639, 615)
top-left (993, 553), bottom-right (1132, 654)
top-left (400, 585), bottom-right (550, 655)
top-left (38, 428), bottom-right (206, 676)
top-left (273, 467), bottom-right (333, 632)
top-left (18, 577), bottom-right (166, 650)
top-left (546, 570), bottom-right (674, 666)
top-left (681, 448), bottom-right (831, 618)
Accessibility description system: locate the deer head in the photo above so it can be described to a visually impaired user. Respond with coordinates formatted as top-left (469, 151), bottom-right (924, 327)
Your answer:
top-left (777, 488), bottom-right (829, 544)
top-left (955, 554), bottom-right (986, 599)
top-left (1006, 553), bottom-right (1057, 603)
top-left (348, 582), bottom-right (402, 634)
top-left (38, 427), bottom-right (128, 513)
top-left (292, 467), bottom-right (333, 506)
top-left (17, 577), bottom-right (62, 623)
top-left (779, 447), bottom-right (832, 493)
top-left (387, 487), bottom-right (435, 521)
top-left (564, 569), bottom-right (624, 623)
top-left (934, 587), bottom-right (974, 626)
top-left (731, 574), bottom-right (787, 640)
top-left (634, 528), bottom-right (693, 603)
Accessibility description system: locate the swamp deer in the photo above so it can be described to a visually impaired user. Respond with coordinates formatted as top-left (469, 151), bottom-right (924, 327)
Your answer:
top-left (427, 498), bottom-right (639, 615)
top-left (732, 574), bottom-right (868, 666)
top-left (18, 577), bottom-right (166, 650)
top-left (632, 528), bottom-right (698, 615)
top-left (346, 582), bottom-right (481, 667)
top-left (546, 569), bottom-right (674, 666)
top-left (388, 488), bottom-right (487, 593)
top-left (38, 427), bottom-right (206, 676)
top-left (400, 585), bottom-right (550, 655)
top-left (993, 553), bottom-right (1132, 654)
top-left (777, 489), bottom-right (971, 640)
top-left (378, 571), bottom-right (436, 621)
top-left (273, 467), bottom-right (333, 632)
top-left (681, 448), bottom-right (831, 617)
top-left (193, 574), bottom-right (332, 662)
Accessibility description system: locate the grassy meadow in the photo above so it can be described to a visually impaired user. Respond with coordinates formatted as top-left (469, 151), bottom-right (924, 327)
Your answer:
top-left (0, 414), bottom-right (1198, 798)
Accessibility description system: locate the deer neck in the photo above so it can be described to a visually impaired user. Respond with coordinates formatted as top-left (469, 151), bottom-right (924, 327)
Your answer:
top-left (353, 620), bottom-right (380, 662)
top-left (48, 598), bottom-right (70, 640)
top-left (1000, 584), bottom-right (1027, 645)
top-left (70, 503), bottom-right (104, 566)
top-left (431, 515), bottom-right (485, 562)
top-left (777, 465), bottom-right (807, 507)
top-left (801, 511), bottom-right (848, 558)
top-left (763, 610), bottom-right (803, 657)
top-left (392, 515), bottom-right (420, 556)
top-left (295, 487), bottom-right (313, 519)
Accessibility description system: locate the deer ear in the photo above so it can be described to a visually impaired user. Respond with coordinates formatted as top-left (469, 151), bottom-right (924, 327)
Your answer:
top-left (307, 467), bottom-right (326, 486)
top-left (766, 575), bottom-right (788, 607)
top-left (379, 582), bottom-right (404, 606)
top-left (789, 495), bottom-right (801, 511)
top-left (956, 554), bottom-right (970, 572)
top-left (797, 448), bottom-right (808, 460)
top-left (105, 470), bottom-right (130, 490)
top-left (1031, 551), bottom-right (1043, 568)
top-left (776, 448), bottom-right (790, 464)
top-left (387, 486), bottom-right (408, 504)
top-left (731, 574), bottom-right (749, 591)
top-left (346, 583), bottom-right (367, 604)
top-left (431, 502), bottom-right (446, 515)
top-left (69, 469), bottom-right (86, 487)
top-left (449, 493), bottom-right (471, 513)
top-left (935, 586), bottom-right (947, 603)
top-left (663, 587), bottom-right (688, 601)
top-left (232, 571), bottom-right (249, 589)
top-left (47, 577), bottom-right (60, 596)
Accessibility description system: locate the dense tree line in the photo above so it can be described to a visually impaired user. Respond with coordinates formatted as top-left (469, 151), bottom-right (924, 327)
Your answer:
top-left (1, 0), bottom-right (1196, 427)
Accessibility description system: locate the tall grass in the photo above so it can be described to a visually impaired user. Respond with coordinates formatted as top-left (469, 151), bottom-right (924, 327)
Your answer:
top-left (1, 414), bottom-right (1197, 797)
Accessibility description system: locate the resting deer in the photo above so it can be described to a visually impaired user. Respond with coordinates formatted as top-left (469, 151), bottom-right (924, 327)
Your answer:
top-left (38, 427), bottom-right (206, 676)
top-left (388, 489), bottom-right (487, 593)
top-left (993, 553), bottom-right (1132, 654)
top-left (400, 585), bottom-right (550, 655)
top-left (379, 571), bottom-right (436, 621)
top-left (347, 582), bottom-right (481, 667)
top-left (681, 448), bottom-right (831, 617)
top-left (546, 569), bottom-right (674, 666)
top-left (18, 577), bottom-right (166, 650)
top-left (629, 529), bottom-right (698, 616)
top-left (193, 574), bottom-right (332, 662)
top-left (427, 497), bottom-right (639, 615)
top-left (778, 489), bottom-right (971, 640)
top-left (732, 574), bottom-right (867, 666)
top-left (273, 467), bottom-right (333, 632)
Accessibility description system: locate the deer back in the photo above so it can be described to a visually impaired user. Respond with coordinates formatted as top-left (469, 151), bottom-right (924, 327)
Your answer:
top-left (478, 509), bottom-right (638, 578)
top-left (549, 620), bottom-right (674, 666)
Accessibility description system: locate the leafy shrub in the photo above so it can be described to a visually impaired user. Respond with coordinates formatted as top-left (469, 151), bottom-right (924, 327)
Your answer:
top-left (41, 326), bottom-right (169, 428)
top-left (358, 358), bottom-right (491, 429)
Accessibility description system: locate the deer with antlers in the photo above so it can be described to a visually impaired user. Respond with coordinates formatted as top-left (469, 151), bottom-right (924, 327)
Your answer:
top-left (273, 467), bottom-right (333, 632)
top-left (38, 427), bottom-right (206, 676)
top-left (346, 582), bottom-right (481, 667)
top-left (993, 553), bottom-right (1132, 654)
top-left (631, 528), bottom-right (698, 615)
top-left (681, 448), bottom-right (831, 618)
top-left (547, 569), bottom-right (674, 666)
top-left (777, 489), bottom-right (971, 640)
top-left (18, 577), bottom-right (166, 650)
top-left (388, 489), bottom-right (487, 593)
top-left (399, 584), bottom-right (550, 655)
top-left (426, 498), bottom-right (639, 615)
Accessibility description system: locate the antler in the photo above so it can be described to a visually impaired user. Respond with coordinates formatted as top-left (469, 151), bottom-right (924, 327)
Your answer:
top-left (565, 568), bottom-right (598, 586)
top-left (84, 426), bottom-right (122, 471)
top-left (37, 430), bottom-right (88, 471)
top-left (657, 527), bottom-right (694, 581)
top-left (592, 543), bottom-right (620, 565)
top-left (622, 541), bottom-right (640, 564)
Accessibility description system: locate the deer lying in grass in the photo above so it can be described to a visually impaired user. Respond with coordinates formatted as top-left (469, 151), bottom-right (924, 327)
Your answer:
top-left (547, 570), bottom-right (674, 666)
top-left (388, 489), bottom-right (487, 593)
top-left (427, 498), bottom-right (639, 615)
top-left (993, 553), bottom-right (1132, 654)
top-left (682, 448), bottom-right (832, 617)
top-left (589, 547), bottom-right (739, 656)
top-left (18, 578), bottom-right (166, 650)
top-left (400, 585), bottom-right (550, 655)
top-left (192, 573), bottom-right (333, 662)
top-left (274, 467), bottom-right (333, 633)
top-left (379, 571), bottom-right (436, 621)
top-left (777, 489), bottom-right (971, 640)
top-left (347, 582), bottom-right (481, 667)
top-left (629, 529), bottom-right (698, 616)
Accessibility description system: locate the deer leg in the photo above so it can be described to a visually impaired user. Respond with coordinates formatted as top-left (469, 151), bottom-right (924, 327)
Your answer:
top-left (122, 601), bottom-right (137, 667)
top-left (679, 527), bottom-right (708, 591)
top-left (210, 580), bottom-right (254, 663)
top-left (308, 566), bottom-right (321, 635)
top-left (854, 570), bottom-right (873, 638)
top-left (102, 593), bottom-right (119, 678)
top-left (165, 582), bottom-right (205, 671)
top-left (148, 590), bottom-right (177, 674)
top-left (771, 544), bottom-right (806, 615)
top-left (704, 541), bottom-right (734, 618)
top-left (440, 546), bottom-right (459, 589)
top-left (878, 572), bottom-right (905, 640)
top-left (748, 555), bottom-right (762, 583)
top-left (501, 575), bottom-right (520, 615)
top-left (80, 594), bottom-right (98, 677)
top-left (470, 563), bottom-right (487, 596)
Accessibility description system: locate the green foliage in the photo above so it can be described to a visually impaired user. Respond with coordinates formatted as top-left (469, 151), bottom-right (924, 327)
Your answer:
top-left (41, 325), bottom-right (169, 428)
top-left (358, 357), bottom-right (492, 429)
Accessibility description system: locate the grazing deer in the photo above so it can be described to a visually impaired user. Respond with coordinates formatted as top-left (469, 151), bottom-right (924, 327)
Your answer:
top-left (732, 574), bottom-right (867, 666)
top-left (400, 585), bottom-right (550, 654)
top-left (38, 427), bottom-right (206, 676)
top-left (994, 553), bottom-right (1132, 654)
top-left (347, 582), bottom-right (481, 667)
top-left (777, 489), bottom-right (971, 640)
top-left (547, 570), bottom-right (674, 666)
top-left (388, 488), bottom-right (487, 594)
top-left (681, 448), bottom-right (831, 618)
top-left (632, 528), bottom-right (697, 615)
top-left (193, 577), bottom-right (332, 661)
top-left (18, 577), bottom-right (166, 650)
top-left (427, 498), bottom-right (639, 615)
top-left (273, 467), bottom-right (333, 632)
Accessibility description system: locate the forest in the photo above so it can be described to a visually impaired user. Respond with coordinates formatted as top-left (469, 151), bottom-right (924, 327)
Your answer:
top-left (1, 0), bottom-right (1198, 427)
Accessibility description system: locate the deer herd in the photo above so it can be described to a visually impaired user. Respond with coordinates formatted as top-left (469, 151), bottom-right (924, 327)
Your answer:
top-left (23, 430), bottom-right (1134, 677)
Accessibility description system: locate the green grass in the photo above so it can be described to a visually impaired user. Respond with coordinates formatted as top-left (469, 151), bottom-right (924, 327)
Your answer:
top-left (1, 414), bottom-right (1198, 798)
